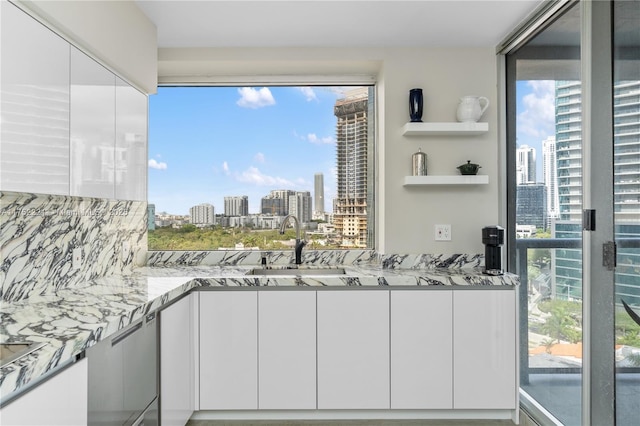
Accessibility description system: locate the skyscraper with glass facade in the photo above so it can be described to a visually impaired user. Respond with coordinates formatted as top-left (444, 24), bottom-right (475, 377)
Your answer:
top-left (553, 80), bottom-right (640, 304)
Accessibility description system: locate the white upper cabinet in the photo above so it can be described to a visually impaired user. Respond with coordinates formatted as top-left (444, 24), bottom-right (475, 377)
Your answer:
top-left (1, 2), bottom-right (147, 200)
top-left (70, 47), bottom-right (116, 199)
top-left (115, 78), bottom-right (147, 201)
top-left (0, 2), bottom-right (70, 195)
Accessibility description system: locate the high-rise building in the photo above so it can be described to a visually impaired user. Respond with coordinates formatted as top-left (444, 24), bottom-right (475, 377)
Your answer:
top-left (334, 87), bottom-right (370, 248)
top-left (542, 136), bottom-right (559, 219)
top-left (224, 195), bottom-right (248, 217)
top-left (289, 191), bottom-right (312, 223)
top-left (147, 204), bottom-right (156, 230)
top-left (516, 144), bottom-right (537, 184)
top-left (190, 203), bottom-right (215, 226)
top-left (314, 173), bottom-right (324, 214)
top-left (516, 183), bottom-right (547, 230)
top-left (260, 190), bottom-right (294, 216)
top-left (553, 80), bottom-right (640, 304)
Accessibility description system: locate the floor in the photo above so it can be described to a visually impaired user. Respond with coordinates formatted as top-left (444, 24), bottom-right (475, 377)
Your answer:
top-left (187, 419), bottom-right (523, 426)
top-left (522, 372), bottom-right (640, 426)
top-left (187, 422), bottom-right (512, 426)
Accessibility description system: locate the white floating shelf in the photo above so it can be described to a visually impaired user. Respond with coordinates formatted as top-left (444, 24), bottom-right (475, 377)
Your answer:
top-left (402, 122), bottom-right (489, 136)
top-left (403, 175), bottom-right (489, 186)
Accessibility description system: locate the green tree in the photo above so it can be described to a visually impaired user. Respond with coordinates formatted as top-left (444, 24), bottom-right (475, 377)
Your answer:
top-left (539, 299), bottom-right (582, 344)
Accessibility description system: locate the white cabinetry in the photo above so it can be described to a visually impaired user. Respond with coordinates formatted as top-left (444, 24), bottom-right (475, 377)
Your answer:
top-left (258, 291), bottom-right (316, 409)
top-left (1, 2), bottom-right (147, 200)
top-left (70, 47), bottom-right (116, 199)
top-left (115, 77), bottom-right (147, 201)
top-left (0, 1), bottom-right (70, 195)
top-left (161, 294), bottom-right (195, 426)
top-left (317, 290), bottom-right (390, 409)
top-left (0, 359), bottom-right (88, 425)
top-left (390, 290), bottom-right (453, 409)
top-left (200, 291), bottom-right (258, 410)
top-left (453, 289), bottom-right (517, 409)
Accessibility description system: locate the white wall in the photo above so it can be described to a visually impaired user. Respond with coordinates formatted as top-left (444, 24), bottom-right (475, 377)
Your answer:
top-left (379, 48), bottom-right (499, 254)
top-left (157, 46), bottom-right (500, 255)
top-left (15, 0), bottom-right (157, 94)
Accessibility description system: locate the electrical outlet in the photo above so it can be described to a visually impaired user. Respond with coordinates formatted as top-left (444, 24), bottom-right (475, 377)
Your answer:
top-left (434, 224), bottom-right (452, 241)
top-left (122, 241), bottom-right (130, 262)
top-left (72, 247), bottom-right (82, 270)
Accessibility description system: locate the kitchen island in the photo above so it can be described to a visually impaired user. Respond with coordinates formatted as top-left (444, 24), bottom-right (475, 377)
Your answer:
top-left (0, 252), bottom-right (519, 424)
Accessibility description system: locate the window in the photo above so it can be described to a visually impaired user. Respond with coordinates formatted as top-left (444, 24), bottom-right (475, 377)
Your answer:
top-left (148, 85), bottom-right (375, 251)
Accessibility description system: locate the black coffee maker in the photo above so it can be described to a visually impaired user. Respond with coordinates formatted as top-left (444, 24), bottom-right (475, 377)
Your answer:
top-left (482, 226), bottom-right (504, 275)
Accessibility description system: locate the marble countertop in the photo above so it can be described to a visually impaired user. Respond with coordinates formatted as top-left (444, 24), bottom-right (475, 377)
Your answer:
top-left (0, 264), bottom-right (518, 401)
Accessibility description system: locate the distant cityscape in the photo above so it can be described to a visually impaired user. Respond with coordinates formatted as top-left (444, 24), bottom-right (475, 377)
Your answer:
top-left (149, 87), bottom-right (372, 249)
top-left (517, 80), bottom-right (640, 305)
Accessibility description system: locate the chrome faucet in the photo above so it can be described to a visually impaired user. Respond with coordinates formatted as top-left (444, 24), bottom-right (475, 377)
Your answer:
top-left (279, 214), bottom-right (307, 265)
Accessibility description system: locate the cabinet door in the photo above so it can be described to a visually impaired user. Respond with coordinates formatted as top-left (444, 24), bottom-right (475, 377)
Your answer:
top-left (0, 359), bottom-right (88, 425)
top-left (453, 289), bottom-right (517, 409)
top-left (1, 2), bottom-right (70, 195)
top-left (161, 295), bottom-right (194, 426)
top-left (70, 47), bottom-right (115, 199)
top-left (258, 291), bottom-right (316, 409)
top-left (115, 77), bottom-right (147, 201)
top-left (317, 290), bottom-right (390, 409)
top-left (390, 290), bottom-right (453, 409)
top-left (200, 291), bottom-right (258, 410)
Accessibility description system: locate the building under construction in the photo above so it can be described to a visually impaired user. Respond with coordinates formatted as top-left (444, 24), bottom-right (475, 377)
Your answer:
top-left (333, 87), bottom-right (370, 248)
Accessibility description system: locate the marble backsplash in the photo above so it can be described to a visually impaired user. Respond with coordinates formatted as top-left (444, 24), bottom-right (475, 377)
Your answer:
top-left (0, 191), bottom-right (147, 302)
top-left (147, 250), bottom-right (484, 269)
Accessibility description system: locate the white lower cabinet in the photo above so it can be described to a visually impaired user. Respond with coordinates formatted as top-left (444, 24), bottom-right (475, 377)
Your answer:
top-left (453, 289), bottom-right (517, 409)
top-left (258, 291), bottom-right (316, 409)
top-left (0, 358), bottom-right (88, 425)
top-left (390, 290), bottom-right (453, 409)
top-left (161, 294), bottom-right (195, 425)
top-left (317, 290), bottom-right (390, 409)
top-left (195, 287), bottom-right (517, 415)
top-left (199, 291), bottom-right (258, 410)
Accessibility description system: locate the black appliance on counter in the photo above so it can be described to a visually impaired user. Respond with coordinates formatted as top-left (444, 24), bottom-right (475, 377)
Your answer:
top-left (482, 226), bottom-right (504, 275)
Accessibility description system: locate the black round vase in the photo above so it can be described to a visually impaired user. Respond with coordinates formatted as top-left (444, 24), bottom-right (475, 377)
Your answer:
top-left (409, 88), bottom-right (423, 122)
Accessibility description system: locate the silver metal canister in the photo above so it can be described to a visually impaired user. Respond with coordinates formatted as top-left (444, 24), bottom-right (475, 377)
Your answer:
top-left (412, 148), bottom-right (427, 176)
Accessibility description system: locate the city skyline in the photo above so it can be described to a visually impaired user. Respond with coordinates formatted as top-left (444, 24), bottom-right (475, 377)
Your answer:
top-left (148, 86), bottom-right (349, 215)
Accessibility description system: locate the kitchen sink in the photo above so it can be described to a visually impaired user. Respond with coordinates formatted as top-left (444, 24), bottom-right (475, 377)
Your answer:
top-left (0, 341), bottom-right (47, 367)
top-left (246, 267), bottom-right (346, 276)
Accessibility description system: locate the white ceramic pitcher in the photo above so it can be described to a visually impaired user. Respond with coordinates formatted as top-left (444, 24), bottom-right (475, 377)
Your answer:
top-left (456, 96), bottom-right (490, 122)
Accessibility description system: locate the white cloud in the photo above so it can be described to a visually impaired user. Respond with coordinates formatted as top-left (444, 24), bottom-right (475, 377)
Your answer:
top-left (517, 80), bottom-right (555, 140)
top-left (297, 87), bottom-right (317, 102)
top-left (148, 159), bottom-right (167, 170)
top-left (222, 161), bottom-right (230, 175)
top-left (236, 87), bottom-right (276, 109)
top-left (254, 152), bottom-right (265, 163)
top-left (307, 133), bottom-right (335, 145)
top-left (235, 166), bottom-right (296, 187)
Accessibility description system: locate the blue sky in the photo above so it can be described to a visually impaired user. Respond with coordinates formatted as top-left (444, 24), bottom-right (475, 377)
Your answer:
top-left (515, 80), bottom-right (556, 181)
top-left (148, 86), bottom-right (347, 214)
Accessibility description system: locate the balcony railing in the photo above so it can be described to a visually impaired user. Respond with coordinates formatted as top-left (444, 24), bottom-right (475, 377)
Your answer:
top-left (515, 237), bottom-right (640, 386)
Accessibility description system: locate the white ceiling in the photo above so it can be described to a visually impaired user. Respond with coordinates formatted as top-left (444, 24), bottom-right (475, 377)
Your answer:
top-left (135, 0), bottom-right (544, 48)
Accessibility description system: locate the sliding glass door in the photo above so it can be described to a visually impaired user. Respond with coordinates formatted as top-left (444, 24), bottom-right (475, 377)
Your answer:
top-left (506, 1), bottom-right (639, 424)
top-left (613, 1), bottom-right (640, 424)
top-left (507, 3), bottom-right (583, 424)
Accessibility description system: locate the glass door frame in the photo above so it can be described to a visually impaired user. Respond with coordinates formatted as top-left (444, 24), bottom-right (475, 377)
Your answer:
top-left (581, 1), bottom-right (616, 425)
top-left (501, 0), bottom-right (617, 424)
